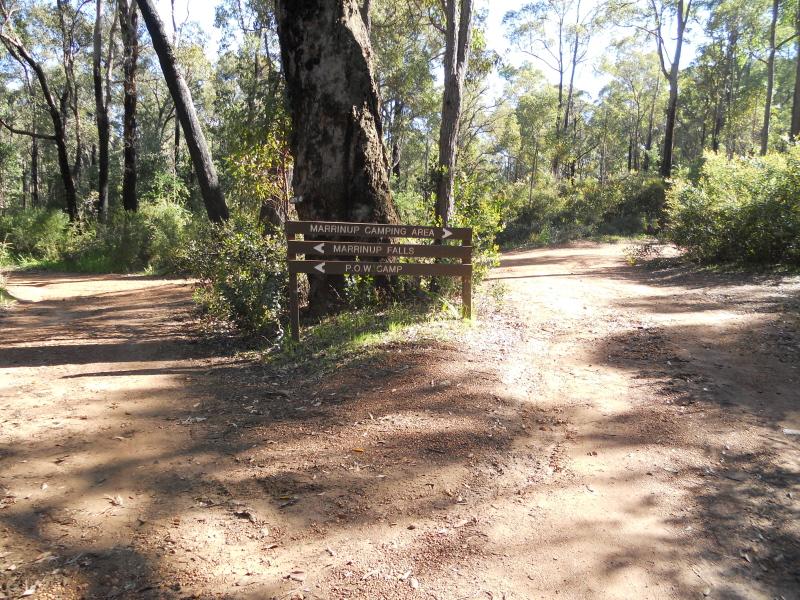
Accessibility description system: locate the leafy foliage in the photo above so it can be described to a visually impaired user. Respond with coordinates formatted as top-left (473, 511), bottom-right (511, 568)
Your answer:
top-left (187, 216), bottom-right (288, 337)
top-left (498, 176), bottom-right (665, 247)
top-left (0, 199), bottom-right (193, 273)
top-left (666, 149), bottom-right (800, 264)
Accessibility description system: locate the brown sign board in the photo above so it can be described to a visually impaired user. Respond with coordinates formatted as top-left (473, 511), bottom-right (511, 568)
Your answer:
top-left (286, 220), bottom-right (472, 241)
top-left (287, 240), bottom-right (472, 260)
top-left (286, 220), bottom-right (473, 342)
top-left (289, 260), bottom-right (470, 277)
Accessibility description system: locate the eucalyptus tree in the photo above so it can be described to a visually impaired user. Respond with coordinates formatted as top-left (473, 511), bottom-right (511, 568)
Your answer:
top-left (369, 0), bottom-right (440, 181)
top-left (0, 0), bottom-right (82, 220)
top-left (93, 0), bottom-right (117, 219)
top-left (701, 0), bottom-right (764, 154)
top-left (118, 0), bottom-right (139, 212)
top-left (136, 0), bottom-right (229, 222)
top-left (793, 0), bottom-right (800, 139)
top-left (213, 0), bottom-right (290, 223)
top-left (759, 0), bottom-right (795, 154)
top-left (505, 0), bottom-right (603, 177)
top-left (505, 65), bottom-right (558, 193)
top-left (275, 0), bottom-right (397, 310)
top-left (649, 0), bottom-right (693, 177)
top-left (435, 0), bottom-right (473, 227)
top-left (601, 46), bottom-right (664, 171)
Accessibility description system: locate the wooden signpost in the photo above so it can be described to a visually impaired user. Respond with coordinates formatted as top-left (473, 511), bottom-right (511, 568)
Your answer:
top-left (286, 220), bottom-right (473, 341)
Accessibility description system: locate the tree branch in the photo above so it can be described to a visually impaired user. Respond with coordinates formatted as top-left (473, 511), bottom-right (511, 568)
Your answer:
top-left (0, 115), bottom-right (56, 140)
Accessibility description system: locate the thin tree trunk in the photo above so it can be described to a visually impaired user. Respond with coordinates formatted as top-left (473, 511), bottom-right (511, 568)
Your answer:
top-left (435, 0), bottom-right (473, 227)
top-left (714, 31), bottom-right (736, 153)
top-left (171, 0), bottom-right (181, 176)
top-left (93, 0), bottom-right (111, 219)
top-left (0, 31), bottom-right (79, 220)
top-left (761, 0), bottom-right (779, 155)
top-left (390, 100), bottom-right (404, 178)
top-left (550, 12), bottom-right (566, 177)
top-left (174, 122), bottom-right (181, 174)
top-left (275, 0), bottom-right (398, 311)
top-left (662, 79), bottom-right (679, 177)
top-left (56, 0), bottom-right (82, 189)
top-left (136, 0), bottom-right (229, 221)
top-left (643, 77), bottom-right (659, 171)
top-left (655, 0), bottom-right (690, 178)
top-left (791, 0), bottom-right (800, 140)
top-left (711, 99), bottom-right (722, 152)
top-left (21, 168), bottom-right (28, 210)
top-left (120, 0), bottom-right (139, 211)
top-left (31, 121), bottom-right (39, 207)
top-left (562, 0), bottom-right (582, 134)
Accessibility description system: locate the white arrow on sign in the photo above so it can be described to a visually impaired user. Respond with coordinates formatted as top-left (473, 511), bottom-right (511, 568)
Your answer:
top-left (442, 228), bottom-right (452, 239)
top-left (313, 242), bottom-right (326, 254)
top-left (314, 262), bottom-right (326, 274)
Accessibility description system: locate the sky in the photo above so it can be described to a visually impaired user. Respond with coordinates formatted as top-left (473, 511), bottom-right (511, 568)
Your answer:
top-left (153, 0), bottom-right (703, 103)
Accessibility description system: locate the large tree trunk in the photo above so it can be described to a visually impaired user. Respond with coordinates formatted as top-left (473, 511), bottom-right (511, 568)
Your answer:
top-left (93, 0), bottom-right (111, 219)
top-left (435, 0), bottom-right (473, 227)
top-left (275, 0), bottom-right (397, 311)
top-left (119, 0), bottom-right (139, 212)
top-left (275, 0), bottom-right (395, 223)
top-left (761, 0), bottom-right (779, 155)
top-left (791, 0), bottom-right (800, 140)
top-left (136, 0), bottom-right (229, 222)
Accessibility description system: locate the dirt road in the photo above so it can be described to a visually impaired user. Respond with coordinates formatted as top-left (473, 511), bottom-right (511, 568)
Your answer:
top-left (1, 244), bottom-right (798, 600)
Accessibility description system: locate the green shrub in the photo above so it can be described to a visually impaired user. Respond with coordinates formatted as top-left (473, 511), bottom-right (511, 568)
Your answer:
top-left (666, 149), bottom-right (800, 264)
top-left (187, 216), bottom-right (288, 337)
top-left (0, 199), bottom-right (193, 273)
top-left (0, 208), bottom-right (71, 261)
top-left (498, 175), bottom-right (665, 248)
top-left (391, 170), bottom-right (504, 285)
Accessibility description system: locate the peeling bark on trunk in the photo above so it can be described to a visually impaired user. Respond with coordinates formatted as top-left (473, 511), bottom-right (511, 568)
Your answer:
top-left (275, 0), bottom-right (397, 311)
top-left (120, 0), bottom-right (139, 212)
top-left (137, 0), bottom-right (229, 222)
top-left (276, 0), bottom-right (394, 224)
top-left (360, 0), bottom-right (371, 33)
top-left (435, 0), bottom-right (473, 227)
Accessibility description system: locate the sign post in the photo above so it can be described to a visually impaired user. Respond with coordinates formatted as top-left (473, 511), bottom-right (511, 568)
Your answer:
top-left (285, 220), bottom-right (473, 341)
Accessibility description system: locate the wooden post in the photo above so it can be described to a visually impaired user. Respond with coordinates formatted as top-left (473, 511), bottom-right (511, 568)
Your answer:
top-left (287, 228), bottom-right (300, 342)
top-left (462, 229), bottom-right (472, 320)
